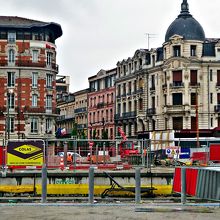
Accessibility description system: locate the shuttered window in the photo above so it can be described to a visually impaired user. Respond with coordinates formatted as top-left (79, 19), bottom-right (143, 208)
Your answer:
top-left (173, 71), bottom-right (182, 82)
top-left (191, 93), bottom-right (196, 105)
top-left (190, 70), bottom-right (197, 85)
top-left (217, 70), bottom-right (220, 86)
top-left (218, 93), bottom-right (220, 104)
top-left (173, 117), bottom-right (183, 130)
top-left (191, 117), bottom-right (196, 130)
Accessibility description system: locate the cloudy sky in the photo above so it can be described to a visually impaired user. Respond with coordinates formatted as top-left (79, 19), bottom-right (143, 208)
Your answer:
top-left (0, 0), bottom-right (220, 92)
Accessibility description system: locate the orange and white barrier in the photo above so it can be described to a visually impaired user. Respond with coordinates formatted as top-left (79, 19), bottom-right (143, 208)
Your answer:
top-left (60, 157), bottom-right (64, 170)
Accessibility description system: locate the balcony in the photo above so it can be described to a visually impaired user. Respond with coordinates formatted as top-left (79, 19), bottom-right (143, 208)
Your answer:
top-left (214, 105), bottom-right (220, 113)
top-left (146, 108), bottom-right (156, 116)
top-left (97, 102), bottom-right (105, 109)
top-left (56, 115), bottom-right (65, 121)
top-left (164, 105), bottom-right (186, 114)
top-left (74, 107), bottom-right (87, 114)
top-left (23, 106), bottom-right (45, 113)
top-left (170, 82), bottom-right (184, 88)
top-left (189, 82), bottom-right (200, 87)
top-left (122, 111), bottom-right (137, 119)
top-left (136, 88), bottom-right (143, 94)
top-left (114, 113), bottom-right (120, 120)
top-left (77, 124), bottom-right (87, 130)
top-left (0, 60), bottom-right (58, 71)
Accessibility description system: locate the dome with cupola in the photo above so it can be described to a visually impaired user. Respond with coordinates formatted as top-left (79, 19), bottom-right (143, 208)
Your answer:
top-left (165, 0), bottom-right (205, 42)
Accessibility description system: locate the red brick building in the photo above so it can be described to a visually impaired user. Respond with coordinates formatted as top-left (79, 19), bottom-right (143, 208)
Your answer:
top-left (88, 69), bottom-right (116, 139)
top-left (0, 16), bottom-right (62, 144)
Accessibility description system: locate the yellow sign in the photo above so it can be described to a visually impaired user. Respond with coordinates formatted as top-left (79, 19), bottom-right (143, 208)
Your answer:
top-left (7, 140), bottom-right (44, 166)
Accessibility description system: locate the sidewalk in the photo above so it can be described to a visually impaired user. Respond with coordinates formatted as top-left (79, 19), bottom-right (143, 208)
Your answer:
top-left (0, 202), bottom-right (219, 220)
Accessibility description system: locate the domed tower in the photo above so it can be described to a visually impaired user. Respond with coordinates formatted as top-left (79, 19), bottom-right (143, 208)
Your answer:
top-left (165, 0), bottom-right (205, 42)
top-left (159, 0), bottom-right (220, 139)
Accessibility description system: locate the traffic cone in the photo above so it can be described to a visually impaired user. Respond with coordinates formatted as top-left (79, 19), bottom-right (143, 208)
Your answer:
top-left (60, 157), bottom-right (64, 170)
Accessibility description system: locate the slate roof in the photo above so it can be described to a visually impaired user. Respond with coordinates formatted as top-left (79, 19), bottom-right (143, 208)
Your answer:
top-left (0, 16), bottom-right (62, 39)
top-left (165, 0), bottom-right (205, 42)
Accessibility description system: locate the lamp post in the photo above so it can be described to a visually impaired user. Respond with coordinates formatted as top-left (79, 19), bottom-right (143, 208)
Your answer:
top-left (6, 88), bottom-right (14, 142)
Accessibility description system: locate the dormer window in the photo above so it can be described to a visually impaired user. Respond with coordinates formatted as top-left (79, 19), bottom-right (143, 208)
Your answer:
top-left (191, 45), bottom-right (197, 56)
top-left (173, 45), bottom-right (181, 57)
top-left (8, 32), bottom-right (16, 43)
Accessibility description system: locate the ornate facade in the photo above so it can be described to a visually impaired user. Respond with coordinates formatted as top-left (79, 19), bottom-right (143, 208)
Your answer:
top-left (88, 68), bottom-right (116, 139)
top-left (115, 0), bottom-right (220, 138)
top-left (0, 16), bottom-right (62, 144)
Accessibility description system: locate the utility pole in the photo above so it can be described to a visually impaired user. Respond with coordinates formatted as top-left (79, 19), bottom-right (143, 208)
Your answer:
top-left (196, 89), bottom-right (199, 147)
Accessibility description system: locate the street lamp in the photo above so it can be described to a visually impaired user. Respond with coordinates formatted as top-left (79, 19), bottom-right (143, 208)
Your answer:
top-left (6, 88), bottom-right (14, 142)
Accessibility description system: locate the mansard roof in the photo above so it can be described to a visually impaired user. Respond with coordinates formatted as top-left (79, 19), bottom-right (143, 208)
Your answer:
top-left (0, 16), bottom-right (62, 40)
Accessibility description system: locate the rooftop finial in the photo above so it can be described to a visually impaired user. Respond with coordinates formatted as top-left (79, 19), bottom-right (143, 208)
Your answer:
top-left (181, 0), bottom-right (189, 14)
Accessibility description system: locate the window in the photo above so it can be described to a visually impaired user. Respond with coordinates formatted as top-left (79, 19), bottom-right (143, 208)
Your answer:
top-left (210, 69), bottom-right (213, 81)
top-left (32, 72), bottom-right (38, 88)
top-left (46, 118), bottom-right (52, 133)
top-left (139, 98), bottom-right (143, 110)
top-left (191, 117), bottom-right (196, 130)
top-left (210, 93), bottom-right (213, 104)
top-left (8, 93), bottom-right (15, 109)
top-left (46, 74), bottom-right (53, 88)
top-left (190, 70), bottom-right (198, 85)
top-left (32, 94), bottom-right (38, 107)
top-left (31, 118), bottom-right (38, 133)
top-left (46, 95), bottom-right (52, 110)
top-left (32, 50), bottom-right (38, 62)
top-left (32, 33), bottom-right (40, 40)
top-left (173, 93), bottom-right (182, 105)
top-left (46, 52), bottom-right (52, 66)
top-left (151, 75), bottom-right (155, 90)
top-left (173, 45), bottom-right (181, 57)
top-left (191, 93), bottom-right (196, 105)
top-left (8, 32), bottom-right (16, 43)
top-left (173, 71), bottom-right (182, 86)
top-left (0, 31), bottom-right (7, 39)
top-left (7, 72), bottom-right (15, 87)
top-left (173, 117), bottom-right (183, 130)
top-left (8, 49), bottom-right (15, 63)
top-left (123, 83), bottom-right (126, 95)
top-left (9, 117), bottom-right (14, 133)
top-left (190, 45), bottom-right (196, 56)
top-left (217, 70), bottom-right (220, 86)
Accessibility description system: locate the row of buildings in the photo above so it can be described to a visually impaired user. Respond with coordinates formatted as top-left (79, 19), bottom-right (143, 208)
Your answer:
top-left (1, 0), bottom-right (220, 145)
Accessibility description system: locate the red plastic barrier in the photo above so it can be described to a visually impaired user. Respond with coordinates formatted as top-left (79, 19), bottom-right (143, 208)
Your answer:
top-left (173, 167), bottom-right (181, 193)
top-left (209, 144), bottom-right (220, 161)
top-left (192, 152), bottom-right (209, 164)
top-left (173, 167), bottom-right (198, 196)
top-left (186, 168), bottom-right (198, 196)
top-left (0, 146), bottom-right (3, 166)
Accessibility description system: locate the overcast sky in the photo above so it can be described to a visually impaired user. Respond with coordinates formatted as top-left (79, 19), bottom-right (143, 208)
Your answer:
top-left (0, 0), bottom-right (220, 92)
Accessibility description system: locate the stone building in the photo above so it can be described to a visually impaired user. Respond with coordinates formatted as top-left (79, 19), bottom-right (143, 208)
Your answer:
top-left (88, 68), bottom-right (116, 139)
top-left (56, 93), bottom-right (75, 137)
top-left (74, 88), bottom-right (90, 138)
top-left (116, 0), bottom-right (220, 139)
top-left (0, 16), bottom-right (62, 144)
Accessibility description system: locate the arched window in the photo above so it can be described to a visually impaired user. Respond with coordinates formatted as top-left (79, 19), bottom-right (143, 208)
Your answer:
top-left (8, 49), bottom-right (15, 63)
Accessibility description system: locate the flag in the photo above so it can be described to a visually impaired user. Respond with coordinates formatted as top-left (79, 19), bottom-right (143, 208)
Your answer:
top-left (61, 128), bottom-right (66, 136)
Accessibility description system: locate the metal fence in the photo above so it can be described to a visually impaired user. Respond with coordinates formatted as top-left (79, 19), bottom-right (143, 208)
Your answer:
top-left (0, 138), bottom-right (154, 171)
